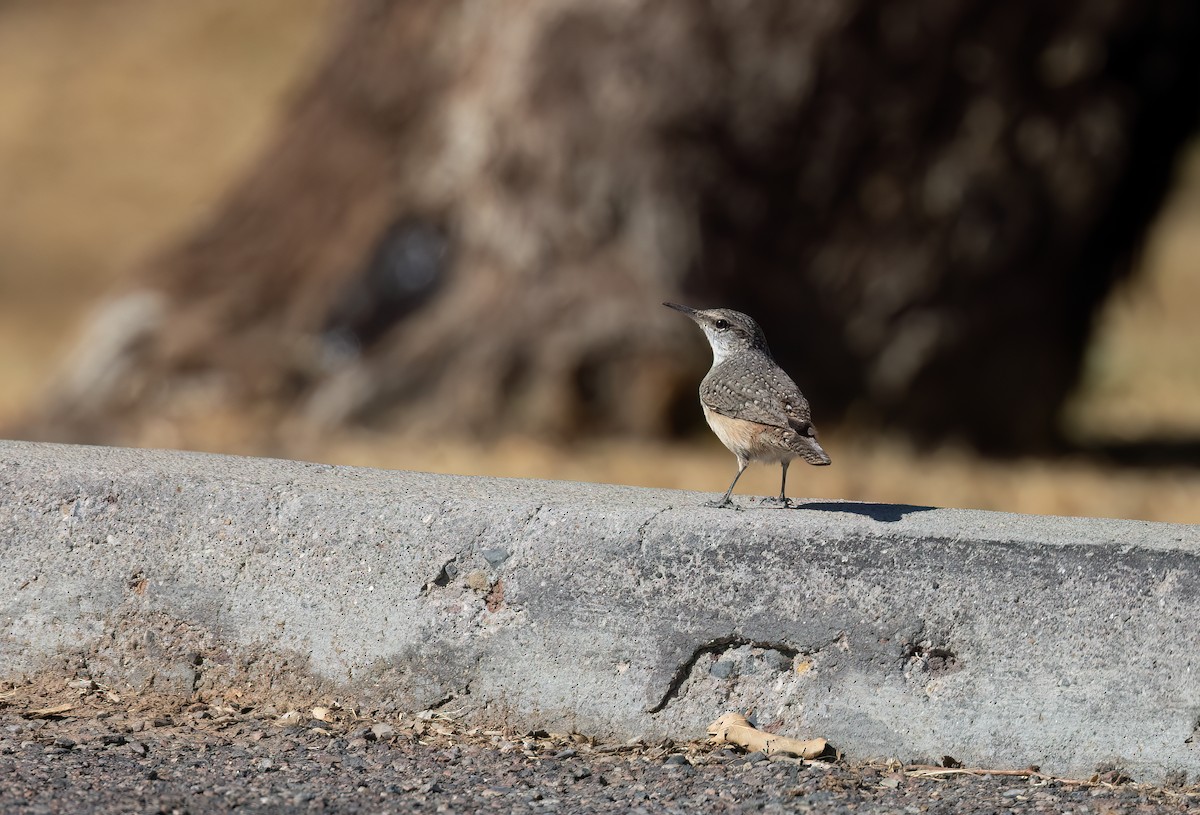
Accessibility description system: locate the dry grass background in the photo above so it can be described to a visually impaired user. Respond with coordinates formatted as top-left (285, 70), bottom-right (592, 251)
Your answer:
top-left (0, 0), bottom-right (328, 418)
top-left (1, 0), bottom-right (1198, 524)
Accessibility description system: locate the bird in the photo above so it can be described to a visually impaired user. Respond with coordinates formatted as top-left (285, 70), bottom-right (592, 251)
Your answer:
top-left (664, 302), bottom-right (830, 508)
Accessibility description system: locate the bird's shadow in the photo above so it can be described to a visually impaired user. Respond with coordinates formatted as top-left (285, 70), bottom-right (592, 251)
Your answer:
top-left (790, 501), bottom-right (935, 523)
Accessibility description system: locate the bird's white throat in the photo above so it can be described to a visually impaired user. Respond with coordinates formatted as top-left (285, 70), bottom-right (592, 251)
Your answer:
top-left (700, 325), bottom-right (740, 367)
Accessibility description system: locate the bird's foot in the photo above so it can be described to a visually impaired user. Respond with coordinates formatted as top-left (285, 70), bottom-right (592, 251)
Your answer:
top-left (703, 496), bottom-right (742, 510)
top-left (759, 496), bottom-right (795, 509)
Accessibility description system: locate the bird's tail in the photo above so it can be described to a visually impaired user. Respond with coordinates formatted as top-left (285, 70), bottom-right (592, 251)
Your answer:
top-left (785, 421), bottom-right (832, 465)
top-left (799, 436), bottom-right (831, 466)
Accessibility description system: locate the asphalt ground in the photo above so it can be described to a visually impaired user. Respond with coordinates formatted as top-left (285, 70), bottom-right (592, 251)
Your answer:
top-left (2, 679), bottom-right (1197, 814)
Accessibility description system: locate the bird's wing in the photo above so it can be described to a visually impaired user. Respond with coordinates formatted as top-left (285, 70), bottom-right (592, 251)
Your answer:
top-left (699, 355), bottom-right (813, 432)
top-left (700, 356), bottom-right (829, 464)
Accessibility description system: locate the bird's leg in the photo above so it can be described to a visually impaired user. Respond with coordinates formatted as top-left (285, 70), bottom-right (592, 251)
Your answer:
top-left (705, 459), bottom-right (747, 509)
top-left (760, 461), bottom-right (794, 508)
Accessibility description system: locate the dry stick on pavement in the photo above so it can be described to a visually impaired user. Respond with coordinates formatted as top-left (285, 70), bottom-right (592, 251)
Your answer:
top-left (707, 712), bottom-right (826, 758)
top-left (905, 766), bottom-right (1047, 778)
top-left (905, 765), bottom-right (1127, 787)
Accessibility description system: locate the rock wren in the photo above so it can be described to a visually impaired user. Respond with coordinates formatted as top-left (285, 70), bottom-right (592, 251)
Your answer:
top-left (665, 302), bottom-right (830, 508)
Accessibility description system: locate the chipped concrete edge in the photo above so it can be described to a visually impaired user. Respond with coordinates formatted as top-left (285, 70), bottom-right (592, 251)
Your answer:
top-left (1, 440), bottom-right (1198, 783)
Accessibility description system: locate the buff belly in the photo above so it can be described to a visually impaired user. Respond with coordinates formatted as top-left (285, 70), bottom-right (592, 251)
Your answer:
top-left (701, 403), bottom-right (795, 465)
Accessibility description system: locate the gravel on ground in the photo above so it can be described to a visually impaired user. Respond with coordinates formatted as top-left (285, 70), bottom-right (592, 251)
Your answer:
top-left (2, 677), bottom-right (1197, 814)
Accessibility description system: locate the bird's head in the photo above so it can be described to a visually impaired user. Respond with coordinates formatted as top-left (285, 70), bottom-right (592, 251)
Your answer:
top-left (663, 302), bottom-right (771, 364)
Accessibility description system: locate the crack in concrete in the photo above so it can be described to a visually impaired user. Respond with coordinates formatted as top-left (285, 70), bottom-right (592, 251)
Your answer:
top-left (646, 635), bottom-right (800, 714)
top-left (635, 506), bottom-right (672, 558)
top-left (519, 504), bottom-right (545, 539)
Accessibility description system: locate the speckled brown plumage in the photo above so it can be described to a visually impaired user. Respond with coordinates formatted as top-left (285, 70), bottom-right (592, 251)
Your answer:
top-left (700, 353), bottom-right (828, 464)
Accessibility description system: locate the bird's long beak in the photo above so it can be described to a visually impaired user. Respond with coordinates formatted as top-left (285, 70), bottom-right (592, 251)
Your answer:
top-left (663, 302), bottom-right (698, 317)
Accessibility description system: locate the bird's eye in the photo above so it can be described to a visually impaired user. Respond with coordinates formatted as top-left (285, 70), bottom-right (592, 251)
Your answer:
top-left (714, 319), bottom-right (730, 330)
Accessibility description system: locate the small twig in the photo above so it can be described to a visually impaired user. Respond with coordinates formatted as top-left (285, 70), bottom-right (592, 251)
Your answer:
top-left (906, 765), bottom-right (1044, 778)
top-left (906, 765), bottom-right (1104, 787)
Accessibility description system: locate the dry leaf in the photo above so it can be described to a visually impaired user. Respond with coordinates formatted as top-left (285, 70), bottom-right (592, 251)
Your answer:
top-left (707, 712), bottom-right (825, 759)
top-left (311, 706), bottom-right (333, 722)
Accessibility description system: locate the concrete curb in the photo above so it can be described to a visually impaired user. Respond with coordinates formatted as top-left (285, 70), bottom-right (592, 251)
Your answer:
top-left (2, 440), bottom-right (1198, 782)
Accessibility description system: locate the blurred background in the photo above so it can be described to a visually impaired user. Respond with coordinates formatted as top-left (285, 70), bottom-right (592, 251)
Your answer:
top-left (2, 0), bottom-right (1199, 522)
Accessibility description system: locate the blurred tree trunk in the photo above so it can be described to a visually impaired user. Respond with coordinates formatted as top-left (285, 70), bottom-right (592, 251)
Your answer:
top-left (25, 0), bottom-right (1200, 453)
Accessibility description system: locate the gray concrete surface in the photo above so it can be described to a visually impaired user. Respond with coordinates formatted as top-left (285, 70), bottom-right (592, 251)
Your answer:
top-left (2, 440), bottom-right (1198, 783)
